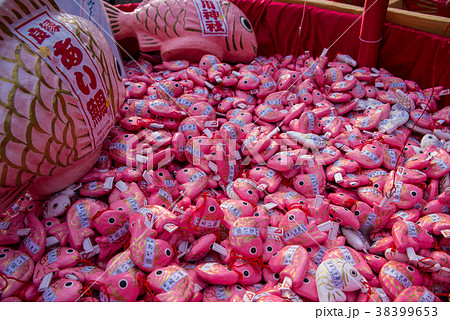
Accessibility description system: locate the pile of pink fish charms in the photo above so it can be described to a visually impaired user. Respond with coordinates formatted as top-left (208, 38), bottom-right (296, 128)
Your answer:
top-left (1, 51), bottom-right (450, 303)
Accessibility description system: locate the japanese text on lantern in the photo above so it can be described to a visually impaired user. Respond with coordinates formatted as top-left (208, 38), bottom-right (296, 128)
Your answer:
top-left (11, 7), bottom-right (113, 149)
top-left (194, 0), bottom-right (228, 36)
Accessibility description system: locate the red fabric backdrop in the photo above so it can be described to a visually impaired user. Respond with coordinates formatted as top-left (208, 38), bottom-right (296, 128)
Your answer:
top-left (116, 1), bottom-right (449, 105)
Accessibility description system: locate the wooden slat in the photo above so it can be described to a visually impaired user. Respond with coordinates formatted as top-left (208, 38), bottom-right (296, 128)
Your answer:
top-left (274, 0), bottom-right (450, 36)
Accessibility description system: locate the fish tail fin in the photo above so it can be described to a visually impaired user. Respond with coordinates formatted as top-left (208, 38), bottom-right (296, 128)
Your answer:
top-left (102, 1), bottom-right (134, 40)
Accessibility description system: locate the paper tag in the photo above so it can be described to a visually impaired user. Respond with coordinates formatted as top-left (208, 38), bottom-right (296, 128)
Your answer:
top-left (314, 195), bottom-right (324, 208)
top-left (47, 249), bottom-right (58, 264)
top-left (406, 247), bottom-right (418, 262)
top-left (23, 236), bottom-right (41, 255)
top-left (323, 261), bottom-right (344, 289)
top-left (143, 237), bottom-right (156, 269)
top-left (211, 243), bottom-right (227, 256)
top-left (42, 287), bottom-right (57, 302)
top-left (205, 121), bottom-right (219, 128)
top-left (383, 266), bottom-right (413, 288)
top-left (3, 255), bottom-right (29, 276)
top-left (440, 229), bottom-right (450, 238)
top-left (82, 237), bottom-right (94, 253)
top-left (161, 270), bottom-right (188, 292)
top-left (115, 180), bottom-right (129, 192)
top-left (232, 227), bottom-right (259, 237)
top-left (107, 221), bottom-right (130, 243)
top-left (214, 285), bottom-right (227, 300)
top-left (280, 276), bottom-right (293, 290)
top-left (177, 240), bottom-right (189, 259)
top-left (263, 202), bottom-right (278, 210)
top-left (0, 221), bottom-right (10, 230)
top-left (38, 272), bottom-right (54, 292)
top-left (328, 222), bottom-right (340, 240)
top-left (193, 217), bottom-right (221, 229)
top-left (163, 223), bottom-right (178, 233)
top-left (46, 236), bottom-right (59, 247)
top-left (220, 202), bottom-right (243, 218)
top-left (404, 221), bottom-right (418, 238)
top-left (208, 161), bottom-right (218, 172)
top-left (282, 224), bottom-right (307, 241)
top-left (314, 246), bottom-right (326, 265)
top-left (103, 176), bottom-right (114, 190)
top-left (137, 207), bottom-right (156, 229)
top-left (338, 246), bottom-right (355, 265)
top-left (267, 226), bottom-right (283, 236)
top-left (243, 291), bottom-right (256, 302)
top-left (16, 228), bottom-right (31, 236)
top-left (283, 246), bottom-right (299, 265)
top-left (111, 259), bottom-right (135, 276)
top-left (419, 289), bottom-right (435, 302)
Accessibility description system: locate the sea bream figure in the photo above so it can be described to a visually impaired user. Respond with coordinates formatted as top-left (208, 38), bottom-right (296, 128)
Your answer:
top-left (103, 0), bottom-right (258, 63)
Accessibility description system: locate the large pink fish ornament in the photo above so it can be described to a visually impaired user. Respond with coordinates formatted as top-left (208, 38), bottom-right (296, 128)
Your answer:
top-left (0, 0), bottom-right (125, 212)
top-left (104, 0), bottom-right (257, 63)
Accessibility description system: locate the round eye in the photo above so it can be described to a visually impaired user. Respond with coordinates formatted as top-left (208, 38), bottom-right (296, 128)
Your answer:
top-left (373, 255), bottom-right (380, 259)
top-left (2, 248), bottom-right (10, 252)
top-left (226, 267), bottom-right (232, 271)
top-left (161, 204), bottom-right (166, 208)
top-left (208, 205), bottom-right (216, 212)
top-left (169, 119), bottom-right (174, 122)
top-left (243, 202), bottom-right (248, 206)
top-left (187, 136), bottom-right (192, 140)
top-left (272, 252), bottom-right (278, 257)
top-left (407, 266), bottom-right (415, 272)
top-left (46, 221), bottom-right (53, 227)
top-left (193, 107), bottom-right (198, 111)
top-left (371, 146), bottom-right (376, 149)
top-left (318, 123), bottom-right (321, 127)
top-left (28, 205), bottom-right (34, 210)
top-left (299, 181), bottom-right (304, 186)
top-left (344, 208), bottom-right (349, 211)
top-left (165, 249), bottom-right (172, 257)
top-left (373, 183), bottom-right (380, 188)
top-left (279, 82), bottom-right (283, 86)
top-left (131, 222), bottom-right (135, 228)
top-left (52, 203), bottom-right (58, 209)
top-left (336, 218), bottom-right (342, 223)
top-left (66, 249), bottom-right (74, 254)
top-left (410, 191), bottom-right (418, 197)
top-left (236, 285), bottom-right (243, 290)
top-left (155, 270), bottom-right (163, 276)
top-left (108, 217), bottom-right (116, 224)
top-left (124, 135), bottom-right (129, 138)
top-left (350, 270), bottom-right (358, 277)
top-left (339, 193), bottom-right (344, 196)
top-left (243, 270), bottom-right (250, 277)
top-left (354, 210), bottom-right (360, 216)
top-left (254, 212), bottom-right (260, 217)
top-left (183, 169), bottom-right (189, 173)
top-left (266, 246), bottom-right (273, 252)
top-left (0, 253), bottom-right (6, 259)
top-left (64, 281), bottom-right (74, 288)
top-left (247, 190), bottom-right (253, 195)
top-left (243, 80), bottom-right (248, 84)
top-left (146, 110), bottom-right (151, 113)
top-left (158, 172), bottom-right (164, 177)
top-left (288, 215), bottom-right (295, 221)
top-left (306, 247), bottom-right (312, 253)
top-left (277, 157), bottom-right (282, 161)
top-left (303, 97), bottom-right (308, 101)
top-left (198, 139), bottom-right (203, 143)
top-left (250, 247), bottom-right (257, 254)
top-left (303, 277), bottom-right (310, 284)
top-left (128, 119), bottom-right (133, 122)
top-left (273, 273), bottom-right (280, 280)
top-left (255, 167), bottom-right (261, 171)
top-left (426, 230), bottom-right (432, 236)
top-left (119, 279), bottom-right (128, 289)
top-left (174, 83), bottom-right (179, 88)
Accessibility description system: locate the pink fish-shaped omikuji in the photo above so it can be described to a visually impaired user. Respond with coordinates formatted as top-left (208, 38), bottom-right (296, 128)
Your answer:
top-left (185, 194), bottom-right (223, 237)
top-left (268, 245), bottom-right (309, 288)
top-left (36, 278), bottom-right (84, 302)
top-left (345, 140), bottom-right (384, 169)
top-left (379, 261), bottom-right (423, 300)
top-left (417, 213), bottom-right (450, 236)
top-left (19, 213), bottom-right (46, 262)
top-left (0, 209), bottom-right (25, 245)
top-left (0, 248), bottom-right (34, 299)
top-left (101, 250), bottom-right (145, 302)
top-left (264, 189), bottom-right (306, 210)
top-left (323, 246), bottom-right (376, 285)
top-left (231, 178), bottom-right (261, 206)
top-left (42, 218), bottom-right (69, 246)
top-left (104, 0), bottom-right (257, 62)
top-left (147, 265), bottom-right (195, 302)
top-left (108, 182), bottom-right (147, 213)
top-left (383, 169), bottom-right (424, 210)
top-left (176, 167), bottom-right (208, 200)
top-left (92, 209), bottom-right (131, 261)
top-left (246, 166), bottom-right (282, 193)
top-left (195, 262), bottom-right (240, 285)
top-left (32, 247), bottom-right (80, 288)
top-left (228, 217), bottom-right (264, 259)
top-left (392, 220), bottom-right (435, 253)
top-left (201, 283), bottom-right (247, 302)
top-left (394, 286), bottom-right (441, 302)
top-left (58, 265), bottom-right (108, 291)
top-left (67, 198), bottom-right (108, 251)
top-left (130, 235), bottom-right (175, 273)
top-left (279, 207), bottom-right (328, 247)
top-left (220, 199), bottom-right (254, 229)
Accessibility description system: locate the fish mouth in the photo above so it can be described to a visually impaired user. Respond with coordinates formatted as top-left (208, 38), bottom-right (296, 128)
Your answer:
top-left (360, 280), bottom-right (370, 293)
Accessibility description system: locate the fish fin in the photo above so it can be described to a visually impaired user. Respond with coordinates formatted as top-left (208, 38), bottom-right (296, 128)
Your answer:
top-left (0, 185), bottom-right (29, 213)
top-left (102, 1), bottom-right (134, 40)
top-left (136, 33), bottom-right (160, 52)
